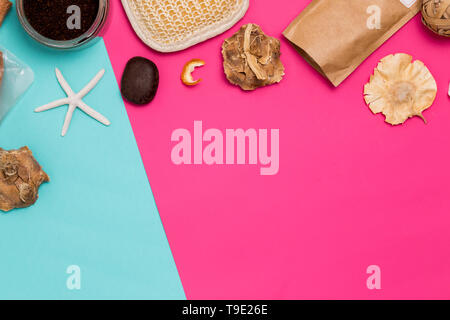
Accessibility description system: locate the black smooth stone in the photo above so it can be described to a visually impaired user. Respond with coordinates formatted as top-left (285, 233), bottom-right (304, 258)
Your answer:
top-left (121, 57), bottom-right (159, 105)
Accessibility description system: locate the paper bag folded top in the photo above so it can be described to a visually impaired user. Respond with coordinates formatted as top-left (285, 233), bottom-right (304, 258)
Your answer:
top-left (283, 0), bottom-right (421, 87)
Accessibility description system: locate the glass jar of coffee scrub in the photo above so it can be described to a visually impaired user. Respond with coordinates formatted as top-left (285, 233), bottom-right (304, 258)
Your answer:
top-left (16, 0), bottom-right (110, 50)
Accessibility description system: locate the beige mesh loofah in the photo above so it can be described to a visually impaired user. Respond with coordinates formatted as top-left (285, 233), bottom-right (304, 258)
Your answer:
top-left (422, 0), bottom-right (450, 37)
top-left (364, 53), bottom-right (437, 125)
top-left (122, 0), bottom-right (249, 52)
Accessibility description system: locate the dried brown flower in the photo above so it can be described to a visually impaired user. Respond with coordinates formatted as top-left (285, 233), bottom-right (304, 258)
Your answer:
top-left (222, 24), bottom-right (285, 91)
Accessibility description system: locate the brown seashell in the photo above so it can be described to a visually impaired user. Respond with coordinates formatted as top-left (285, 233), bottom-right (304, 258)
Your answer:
top-left (0, 147), bottom-right (49, 212)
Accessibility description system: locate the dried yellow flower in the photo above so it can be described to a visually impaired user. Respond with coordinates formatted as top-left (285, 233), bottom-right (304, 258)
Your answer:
top-left (364, 53), bottom-right (437, 125)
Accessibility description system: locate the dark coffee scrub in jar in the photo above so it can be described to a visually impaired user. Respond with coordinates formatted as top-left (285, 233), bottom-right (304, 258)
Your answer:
top-left (16, 0), bottom-right (110, 49)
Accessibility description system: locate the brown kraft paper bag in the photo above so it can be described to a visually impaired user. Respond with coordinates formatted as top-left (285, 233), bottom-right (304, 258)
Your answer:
top-left (283, 0), bottom-right (421, 86)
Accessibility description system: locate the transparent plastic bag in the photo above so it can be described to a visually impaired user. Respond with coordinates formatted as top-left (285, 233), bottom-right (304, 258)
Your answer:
top-left (0, 46), bottom-right (34, 123)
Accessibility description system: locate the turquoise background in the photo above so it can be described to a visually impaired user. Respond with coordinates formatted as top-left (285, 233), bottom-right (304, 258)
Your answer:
top-left (0, 2), bottom-right (185, 299)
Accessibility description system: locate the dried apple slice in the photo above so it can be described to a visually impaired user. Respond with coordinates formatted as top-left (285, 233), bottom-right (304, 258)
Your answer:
top-left (364, 53), bottom-right (437, 125)
top-left (181, 59), bottom-right (205, 86)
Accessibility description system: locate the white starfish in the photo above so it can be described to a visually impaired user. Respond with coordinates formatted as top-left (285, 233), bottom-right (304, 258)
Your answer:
top-left (35, 68), bottom-right (111, 136)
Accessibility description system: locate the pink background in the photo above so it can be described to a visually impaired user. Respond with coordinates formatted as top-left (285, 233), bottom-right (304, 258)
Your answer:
top-left (104, 0), bottom-right (450, 299)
